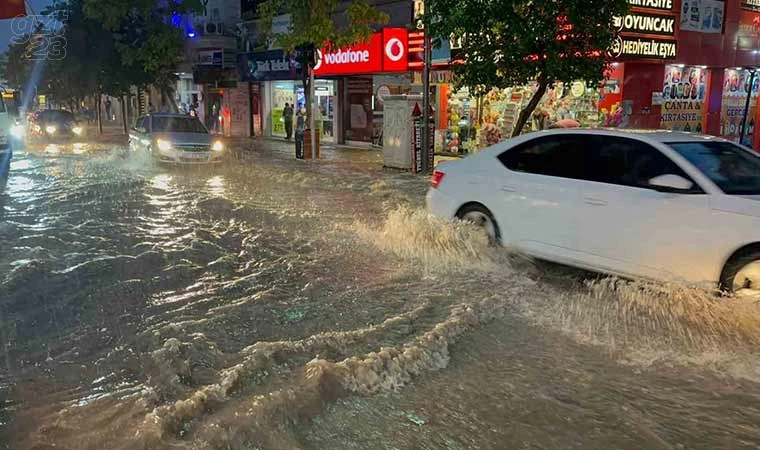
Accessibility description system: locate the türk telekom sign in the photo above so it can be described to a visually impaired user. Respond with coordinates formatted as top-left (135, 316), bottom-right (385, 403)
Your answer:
top-left (313, 28), bottom-right (408, 75)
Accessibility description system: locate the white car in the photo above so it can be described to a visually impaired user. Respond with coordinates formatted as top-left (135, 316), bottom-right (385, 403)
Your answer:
top-left (129, 113), bottom-right (224, 164)
top-left (426, 129), bottom-right (760, 292)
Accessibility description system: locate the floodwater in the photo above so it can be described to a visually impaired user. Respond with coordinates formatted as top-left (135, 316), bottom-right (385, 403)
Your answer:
top-left (1, 141), bottom-right (760, 449)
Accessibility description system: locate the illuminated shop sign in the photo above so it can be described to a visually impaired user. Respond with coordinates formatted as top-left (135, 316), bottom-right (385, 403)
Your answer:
top-left (743, 0), bottom-right (760, 12)
top-left (627, 0), bottom-right (674, 11)
top-left (312, 28), bottom-right (408, 76)
top-left (611, 0), bottom-right (677, 59)
top-left (609, 35), bottom-right (677, 59)
top-left (613, 12), bottom-right (676, 35)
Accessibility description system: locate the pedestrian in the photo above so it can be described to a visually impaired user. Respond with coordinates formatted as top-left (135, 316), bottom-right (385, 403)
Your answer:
top-left (283, 102), bottom-right (294, 140)
top-left (295, 106), bottom-right (306, 132)
top-left (105, 98), bottom-right (112, 121)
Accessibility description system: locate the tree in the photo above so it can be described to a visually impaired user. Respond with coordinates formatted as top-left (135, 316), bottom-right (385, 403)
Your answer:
top-left (257, 0), bottom-right (389, 143)
top-left (82, 0), bottom-right (202, 129)
top-left (0, 52), bottom-right (8, 81)
top-left (428, 0), bottom-right (629, 137)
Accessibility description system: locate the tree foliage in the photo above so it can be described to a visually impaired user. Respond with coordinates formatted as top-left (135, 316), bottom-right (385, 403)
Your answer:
top-left (3, 0), bottom-right (200, 117)
top-left (257, 0), bottom-right (389, 126)
top-left (428, 0), bottom-right (629, 136)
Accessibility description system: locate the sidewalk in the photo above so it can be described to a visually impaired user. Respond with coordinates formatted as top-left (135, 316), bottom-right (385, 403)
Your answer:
top-left (225, 136), bottom-right (382, 166)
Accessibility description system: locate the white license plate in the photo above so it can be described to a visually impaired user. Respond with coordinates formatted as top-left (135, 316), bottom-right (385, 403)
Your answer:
top-left (182, 152), bottom-right (208, 159)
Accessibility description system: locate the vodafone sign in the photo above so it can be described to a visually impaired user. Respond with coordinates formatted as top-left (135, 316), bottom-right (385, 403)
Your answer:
top-left (382, 28), bottom-right (408, 72)
top-left (313, 28), bottom-right (408, 76)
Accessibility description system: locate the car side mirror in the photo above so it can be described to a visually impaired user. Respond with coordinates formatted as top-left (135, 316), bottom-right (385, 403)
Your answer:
top-left (648, 174), bottom-right (694, 192)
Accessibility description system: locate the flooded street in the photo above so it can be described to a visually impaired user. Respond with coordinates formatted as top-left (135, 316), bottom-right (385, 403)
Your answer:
top-left (2, 141), bottom-right (760, 449)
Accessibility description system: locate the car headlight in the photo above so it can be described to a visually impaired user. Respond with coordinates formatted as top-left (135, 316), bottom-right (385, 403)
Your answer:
top-left (45, 125), bottom-right (57, 134)
top-left (10, 124), bottom-right (24, 138)
top-left (72, 126), bottom-right (83, 135)
top-left (212, 141), bottom-right (224, 152)
top-left (157, 139), bottom-right (172, 151)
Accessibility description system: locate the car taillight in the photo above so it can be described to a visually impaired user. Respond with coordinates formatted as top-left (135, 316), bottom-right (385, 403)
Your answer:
top-left (431, 171), bottom-right (445, 188)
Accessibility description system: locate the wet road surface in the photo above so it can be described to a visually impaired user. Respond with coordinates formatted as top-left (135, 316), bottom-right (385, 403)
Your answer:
top-left (1, 140), bottom-right (760, 449)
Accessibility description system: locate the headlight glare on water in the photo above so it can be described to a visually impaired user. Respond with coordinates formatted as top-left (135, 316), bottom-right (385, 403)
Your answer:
top-left (10, 124), bottom-right (24, 138)
top-left (72, 126), bottom-right (83, 135)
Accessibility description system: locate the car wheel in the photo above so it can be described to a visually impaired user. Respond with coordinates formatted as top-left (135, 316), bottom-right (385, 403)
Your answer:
top-left (457, 204), bottom-right (501, 246)
top-left (720, 251), bottom-right (760, 293)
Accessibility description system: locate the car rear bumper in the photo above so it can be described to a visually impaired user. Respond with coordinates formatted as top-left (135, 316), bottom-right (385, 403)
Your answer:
top-left (426, 188), bottom-right (459, 219)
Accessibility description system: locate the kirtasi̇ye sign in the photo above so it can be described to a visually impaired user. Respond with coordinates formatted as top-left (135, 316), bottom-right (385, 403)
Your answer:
top-left (627, 0), bottom-right (673, 11)
top-left (743, 0), bottom-right (760, 13)
top-left (610, 0), bottom-right (677, 59)
top-left (660, 65), bottom-right (709, 131)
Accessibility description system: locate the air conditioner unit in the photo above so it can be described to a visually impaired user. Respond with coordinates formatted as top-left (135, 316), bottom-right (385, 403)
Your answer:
top-left (204, 22), bottom-right (224, 35)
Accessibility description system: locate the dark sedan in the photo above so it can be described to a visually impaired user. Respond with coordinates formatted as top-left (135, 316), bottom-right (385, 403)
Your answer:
top-left (27, 109), bottom-right (86, 142)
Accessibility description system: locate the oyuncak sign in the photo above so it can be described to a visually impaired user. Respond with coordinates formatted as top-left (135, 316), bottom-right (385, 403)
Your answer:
top-left (613, 11), bottom-right (676, 36)
top-left (313, 28), bottom-right (408, 76)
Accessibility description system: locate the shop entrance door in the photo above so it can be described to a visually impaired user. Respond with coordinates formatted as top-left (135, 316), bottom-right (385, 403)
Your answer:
top-left (315, 81), bottom-right (336, 142)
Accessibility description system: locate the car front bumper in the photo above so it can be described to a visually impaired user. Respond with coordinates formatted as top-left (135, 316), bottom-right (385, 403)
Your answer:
top-left (157, 148), bottom-right (223, 164)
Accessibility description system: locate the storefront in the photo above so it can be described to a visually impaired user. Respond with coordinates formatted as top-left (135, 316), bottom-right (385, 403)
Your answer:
top-left (263, 79), bottom-right (337, 141)
top-left (238, 28), bottom-right (410, 145)
top-left (720, 67), bottom-right (759, 145)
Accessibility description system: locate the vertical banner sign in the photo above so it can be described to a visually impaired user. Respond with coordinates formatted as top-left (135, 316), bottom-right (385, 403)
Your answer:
top-left (721, 68), bottom-right (759, 144)
top-left (660, 64), bottom-right (708, 131)
top-left (427, 107), bottom-right (435, 173)
top-left (412, 102), bottom-right (423, 173)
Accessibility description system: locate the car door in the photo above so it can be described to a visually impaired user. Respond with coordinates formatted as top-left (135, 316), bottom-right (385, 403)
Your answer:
top-left (576, 135), bottom-right (714, 282)
top-left (494, 134), bottom-right (589, 261)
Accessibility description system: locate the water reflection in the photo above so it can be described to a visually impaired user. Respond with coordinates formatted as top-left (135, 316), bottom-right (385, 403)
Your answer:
top-left (206, 175), bottom-right (225, 196)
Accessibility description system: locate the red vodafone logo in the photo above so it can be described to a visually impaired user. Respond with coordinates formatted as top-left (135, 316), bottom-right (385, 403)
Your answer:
top-left (385, 37), bottom-right (404, 62)
top-left (382, 28), bottom-right (408, 72)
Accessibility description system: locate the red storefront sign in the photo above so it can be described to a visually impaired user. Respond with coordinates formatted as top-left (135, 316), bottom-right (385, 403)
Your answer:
top-left (382, 28), bottom-right (408, 72)
top-left (0, 0), bottom-right (25, 19)
top-left (313, 28), bottom-right (408, 75)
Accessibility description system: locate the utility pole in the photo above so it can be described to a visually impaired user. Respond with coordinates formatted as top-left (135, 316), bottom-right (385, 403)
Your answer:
top-left (421, 17), bottom-right (432, 173)
top-left (309, 65), bottom-right (316, 158)
top-left (740, 68), bottom-right (757, 146)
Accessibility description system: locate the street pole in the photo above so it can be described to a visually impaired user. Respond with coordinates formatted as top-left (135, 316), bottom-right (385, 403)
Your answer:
top-left (309, 66), bottom-right (316, 159)
top-left (740, 68), bottom-right (757, 146)
top-left (421, 29), bottom-right (432, 173)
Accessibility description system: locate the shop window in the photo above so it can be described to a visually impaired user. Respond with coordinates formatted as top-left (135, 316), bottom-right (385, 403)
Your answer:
top-left (498, 135), bottom-right (586, 180)
top-left (584, 136), bottom-right (692, 188)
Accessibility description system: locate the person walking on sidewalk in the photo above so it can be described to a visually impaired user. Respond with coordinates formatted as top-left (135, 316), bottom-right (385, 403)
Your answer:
top-left (283, 103), bottom-right (294, 140)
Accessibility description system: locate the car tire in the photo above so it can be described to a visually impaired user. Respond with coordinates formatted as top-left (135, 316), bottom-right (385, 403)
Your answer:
top-left (720, 250), bottom-right (760, 293)
top-left (456, 203), bottom-right (501, 246)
